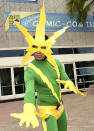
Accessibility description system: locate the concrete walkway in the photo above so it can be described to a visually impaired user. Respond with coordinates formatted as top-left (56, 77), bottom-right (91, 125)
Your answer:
top-left (0, 88), bottom-right (94, 131)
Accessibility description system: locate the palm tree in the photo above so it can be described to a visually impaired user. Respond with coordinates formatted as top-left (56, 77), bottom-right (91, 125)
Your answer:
top-left (66, 0), bottom-right (94, 24)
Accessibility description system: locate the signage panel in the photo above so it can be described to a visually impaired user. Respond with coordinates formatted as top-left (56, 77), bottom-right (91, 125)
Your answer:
top-left (4, 12), bottom-right (94, 31)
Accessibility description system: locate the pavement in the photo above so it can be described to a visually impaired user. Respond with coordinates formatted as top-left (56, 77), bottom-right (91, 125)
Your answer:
top-left (0, 88), bottom-right (94, 131)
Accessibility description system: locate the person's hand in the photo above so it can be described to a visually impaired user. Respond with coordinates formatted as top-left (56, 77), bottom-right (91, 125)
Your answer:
top-left (10, 103), bottom-right (39, 128)
top-left (56, 79), bottom-right (86, 96)
top-left (59, 80), bottom-right (77, 94)
top-left (10, 112), bottom-right (39, 128)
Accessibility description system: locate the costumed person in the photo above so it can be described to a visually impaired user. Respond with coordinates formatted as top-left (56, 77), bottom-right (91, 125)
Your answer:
top-left (10, 1), bottom-right (86, 131)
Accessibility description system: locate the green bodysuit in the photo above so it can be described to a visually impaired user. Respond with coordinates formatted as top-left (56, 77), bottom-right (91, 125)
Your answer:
top-left (24, 58), bottom-right (70, 131)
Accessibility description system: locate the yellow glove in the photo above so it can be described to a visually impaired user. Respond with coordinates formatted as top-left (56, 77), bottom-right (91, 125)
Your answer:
top-left (56, 79), bottom-right (86, 96)
top-left (10, 103), bottom-right (39, 128)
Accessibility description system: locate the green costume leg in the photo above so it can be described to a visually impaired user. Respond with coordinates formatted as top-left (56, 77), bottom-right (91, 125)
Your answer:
top-left (42, 115), bottom-right (58, 131)
top-left (57, 110), bottom-right (67, 131)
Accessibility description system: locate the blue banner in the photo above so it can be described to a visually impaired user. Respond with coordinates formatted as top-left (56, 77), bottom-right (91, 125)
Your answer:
top-left (5, 12), bottom-right (94, 32)
top-left (3, 0), bottom-right (37, 3)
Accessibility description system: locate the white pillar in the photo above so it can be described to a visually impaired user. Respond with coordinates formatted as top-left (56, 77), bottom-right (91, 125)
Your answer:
top-left (73, 62), bottom-right (78, 88)
top-left (11, 67), bottom-right (15, 95)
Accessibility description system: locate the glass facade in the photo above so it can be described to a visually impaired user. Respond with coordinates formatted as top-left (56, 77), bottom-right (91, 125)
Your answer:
top-left (0, 60), bottom-right (94, 99)
top-left (0, 47), bottom-right (94, 100)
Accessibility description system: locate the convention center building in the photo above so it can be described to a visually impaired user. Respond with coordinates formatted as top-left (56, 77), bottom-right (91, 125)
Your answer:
top-left (0, 0), bottom-right (94, 101)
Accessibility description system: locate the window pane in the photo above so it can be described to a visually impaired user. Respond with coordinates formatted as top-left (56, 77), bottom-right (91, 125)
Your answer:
top-left (14, 67), bottom-right (25, 94)
top-left (76, 61), bottom-right (94, 88)
top-left (85, 75), bottom-right (94, 81)
top-left (0, 50), bottom-right (24, 57)
top-left (64, 64), bottom-right (75, 83)
top-left (76, 61), bottom-right (94, 68)
top-left (0, 68), bottom-right (12, 96)
top-left (74, 47), bottom-right (94, 54)
top-left (52, 48), bottom-right (73, 55)
top-left (89, 82), bottom-right (94, 85)
top-left (77, 68), bottom-right (94, 75)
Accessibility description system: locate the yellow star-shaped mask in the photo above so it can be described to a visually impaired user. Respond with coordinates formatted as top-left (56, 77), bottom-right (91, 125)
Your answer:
top-left (14, 0), bottom-right (69, 78)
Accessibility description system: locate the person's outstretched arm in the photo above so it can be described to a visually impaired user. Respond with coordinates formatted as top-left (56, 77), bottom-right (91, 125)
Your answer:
top-left (10, 67), bottom-right (39, 128)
